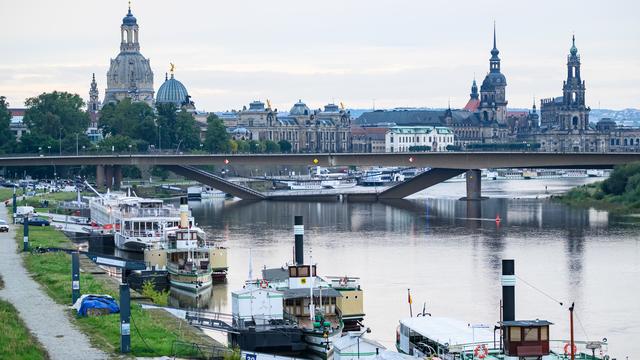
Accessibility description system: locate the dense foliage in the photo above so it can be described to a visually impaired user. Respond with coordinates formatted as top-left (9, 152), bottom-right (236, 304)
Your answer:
top-left (0, 96), bottom-right (16, 154)
top-left (560, 162), bottom-right (640, 212)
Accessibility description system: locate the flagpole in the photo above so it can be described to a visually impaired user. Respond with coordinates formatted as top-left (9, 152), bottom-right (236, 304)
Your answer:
top-left (408, 288), bottom-right (413, 317)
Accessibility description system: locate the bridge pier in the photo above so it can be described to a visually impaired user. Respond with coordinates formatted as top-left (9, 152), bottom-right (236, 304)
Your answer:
top-left (96, 165), bottom-right (105, 189)
top-left (464, 169), bottom-right (482, 201)
top-left (104, 166), bottom-right (114, 190)
top-left (113, 166), bottom-right (122, 190)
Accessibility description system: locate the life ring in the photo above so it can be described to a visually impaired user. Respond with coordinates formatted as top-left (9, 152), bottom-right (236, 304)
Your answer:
top-left (474, 344), bottom-right (488, 359)
top-left (339, 276), bottom-right (348, 287)
top-left (260, 279), bottom-right (269, 289)
top-left (564, 343), bottom-right (577, 356)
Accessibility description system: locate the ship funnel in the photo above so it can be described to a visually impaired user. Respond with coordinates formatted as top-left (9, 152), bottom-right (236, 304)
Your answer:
top-left (179, 197), bottom-right (189, 229)
top-left (294, 216), bottom-right (304, 265)
top-left (502, 259), bottom-right (515, 322)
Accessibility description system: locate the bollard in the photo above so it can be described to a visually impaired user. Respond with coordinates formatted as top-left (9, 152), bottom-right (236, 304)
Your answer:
top-left (72, 252), bottom-right (80, 304)
top-left (23, 215), bottom-right (29, 252)
top-left (119, 283), bottom-right (131, 353)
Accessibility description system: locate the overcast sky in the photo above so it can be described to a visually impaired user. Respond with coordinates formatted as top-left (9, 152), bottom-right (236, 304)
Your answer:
top-left (1, 0), bottom-right (639, 112)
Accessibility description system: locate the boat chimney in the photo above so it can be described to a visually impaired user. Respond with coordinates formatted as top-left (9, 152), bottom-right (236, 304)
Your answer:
top-left (179, 197), bottom-right (189, 229)
top-left (502, 259), bottom-right (516, 322)
top-left (294, 216), bottom-right (304, 265)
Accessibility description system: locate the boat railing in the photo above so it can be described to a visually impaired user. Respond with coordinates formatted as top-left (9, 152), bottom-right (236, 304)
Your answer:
top-left (120, 230), bottom-right (161, 238)
top-left (324, 275), bottom-right (361, 289)
top-left (548, 340), bottom-right (608, 359)
top-left (233, 312), bottom-right (299, 331)
top-left (118, 208), bottom-right (181, 218)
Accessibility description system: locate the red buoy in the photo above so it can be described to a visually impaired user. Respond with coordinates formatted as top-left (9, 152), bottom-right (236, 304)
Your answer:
top-left (495, 215), bottom-right (501, 223)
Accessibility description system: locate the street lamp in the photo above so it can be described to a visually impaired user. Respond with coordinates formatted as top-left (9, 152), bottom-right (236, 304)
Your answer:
top-left (356, 327), bottom-right (372, 358)
top-left (47, 145), bottom-right (51, 156)
top-left (128, 144), bottom-right (132, 156)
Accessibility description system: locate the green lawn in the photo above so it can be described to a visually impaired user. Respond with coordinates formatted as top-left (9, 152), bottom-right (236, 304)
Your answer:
top-left (23, 252), bottom-right (205, 357)
top-left (17, 226), bottom-right (74, 249)
top-left (0, 275), bottom-right (50, 360)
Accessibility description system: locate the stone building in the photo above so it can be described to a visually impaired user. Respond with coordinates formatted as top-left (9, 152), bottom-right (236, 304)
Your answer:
top-left (224, 100), bottom-right (352, 152)
top-left (384, 126), bottom-right (454, 152)
top-left (104, 5), bottom-right (154, 105)
top-left (477, 25), bottom-right (508, 124)
top-left (531, 36), bottom-right (609, 152)
top-left (351, 126), bottom-right (388, 153)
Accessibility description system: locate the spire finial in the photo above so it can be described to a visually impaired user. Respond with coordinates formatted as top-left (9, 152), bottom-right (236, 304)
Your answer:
top-left (493, 21), bottom-right (497, 50)
top-left (448, 98), bottom-right (451, 110)
top-left (128, 0), bottom-right (131, 11)
top-left (92, 73), bottom-right (96, 81)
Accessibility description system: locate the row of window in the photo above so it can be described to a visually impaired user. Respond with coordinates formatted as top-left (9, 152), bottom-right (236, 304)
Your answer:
top-left (390, 136), bottom-right (452, 143)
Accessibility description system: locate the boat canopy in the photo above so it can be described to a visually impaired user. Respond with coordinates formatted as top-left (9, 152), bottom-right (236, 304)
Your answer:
top-left (399, 316), bottom-right (495, 347)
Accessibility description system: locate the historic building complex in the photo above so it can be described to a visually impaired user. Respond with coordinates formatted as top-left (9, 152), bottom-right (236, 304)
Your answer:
top-left (222, 100), bottom-right (352, 152)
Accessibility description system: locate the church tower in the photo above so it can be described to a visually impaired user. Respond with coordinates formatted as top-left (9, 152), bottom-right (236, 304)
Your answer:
top-left (104, 4), bottom-right (154, 106)
top-left (559, 35), bottom-right (589, 130)
top-left (88, 73), bottom-right (101, 113)
top-left (478, 24), bottom-right (508, 124)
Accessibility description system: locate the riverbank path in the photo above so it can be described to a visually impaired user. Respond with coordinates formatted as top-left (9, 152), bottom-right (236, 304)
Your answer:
top-left (0, 204), bottom-right (108, 360)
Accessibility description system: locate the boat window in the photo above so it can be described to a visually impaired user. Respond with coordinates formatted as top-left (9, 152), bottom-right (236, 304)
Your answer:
top-left (509, 326), bottom-right (521, 341)
top-left (524, 327), bottom-right (538, 341)
top-left (540, 326), bottom-right (548, 341)
top-left (312, 265), bottom-right (316, 276)
top-left (289, 267), bottom-right (297, 277)
top-left (298, 266), bottom-right (310, 277)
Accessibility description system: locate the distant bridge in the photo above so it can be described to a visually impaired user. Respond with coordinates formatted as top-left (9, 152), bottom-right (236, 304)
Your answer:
top-left (1, 152), bottom-right (636, 200)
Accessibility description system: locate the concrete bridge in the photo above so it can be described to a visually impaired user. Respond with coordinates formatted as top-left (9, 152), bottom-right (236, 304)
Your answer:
top-left (2, 152), bottom-right (637, 200)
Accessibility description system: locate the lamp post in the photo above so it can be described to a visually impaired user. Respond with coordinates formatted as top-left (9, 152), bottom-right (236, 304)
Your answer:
top-left (59, 129), bottom-right (62, 155)
top-left (128, 144), bottom-right (132, 156)
top-left (76, 133), bottom-right (79, 156)
top-left (47, 145), bottom-right (51, 156)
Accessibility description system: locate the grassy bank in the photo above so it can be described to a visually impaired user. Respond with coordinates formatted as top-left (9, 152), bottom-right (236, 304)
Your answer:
top-left (17, 226), bottom-right (218, 357)
top-left (557, 162), bottom-right (640, 213)
top-left (0, 275), bottom-right (50, 360)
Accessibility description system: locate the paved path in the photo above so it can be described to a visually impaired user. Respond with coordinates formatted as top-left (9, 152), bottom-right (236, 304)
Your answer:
top-left (0, 205), bottom-right (108, 360)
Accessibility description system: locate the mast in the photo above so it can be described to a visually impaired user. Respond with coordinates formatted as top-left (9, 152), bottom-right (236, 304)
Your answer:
top-left (570, 302), bottom-right (575, 360)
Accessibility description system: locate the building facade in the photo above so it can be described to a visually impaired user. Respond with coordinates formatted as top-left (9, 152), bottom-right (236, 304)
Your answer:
top-left (384, 126), bottom-right (454, 152)
top-left (224, 100), bottom-right (352, 152)
top-left (104, 5), bottom-right (154, 106)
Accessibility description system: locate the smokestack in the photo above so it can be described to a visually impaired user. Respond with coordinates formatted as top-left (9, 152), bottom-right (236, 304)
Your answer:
top-left (294, 216), bottom-right (304, 265)
top-left (179, 197), bottom-right (189, 229)
top-left (502, 259), bottom-right (515, 322)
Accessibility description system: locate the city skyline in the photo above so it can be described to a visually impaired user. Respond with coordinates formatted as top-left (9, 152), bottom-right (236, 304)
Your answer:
top-left (2, 0), bottom-right (639, 111)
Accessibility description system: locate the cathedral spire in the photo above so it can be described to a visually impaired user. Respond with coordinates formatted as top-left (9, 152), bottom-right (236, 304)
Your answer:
top-left (470, 78), bottom-right (479, 99)
top-left (489, 22), bottom-right (501, 72)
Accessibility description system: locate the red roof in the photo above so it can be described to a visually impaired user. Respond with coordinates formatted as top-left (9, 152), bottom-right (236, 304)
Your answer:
top-left (462, 99), bottom-right (480, 112)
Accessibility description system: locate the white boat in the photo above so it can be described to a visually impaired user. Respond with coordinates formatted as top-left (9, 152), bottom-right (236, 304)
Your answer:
top-left (358, 168), bottom-right (405, 186)
top-left (320, 179), bottom-right (357, 189)
top-left (201, 188), bottom-right (226, 198)
top-left (88, 191), bottom-right (185, 252)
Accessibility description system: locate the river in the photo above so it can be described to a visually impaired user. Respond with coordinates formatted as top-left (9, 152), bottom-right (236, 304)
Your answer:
top-left (178, 177), bottom-right (639, 356)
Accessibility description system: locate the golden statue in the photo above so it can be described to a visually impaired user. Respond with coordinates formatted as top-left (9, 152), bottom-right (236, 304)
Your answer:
top-left (169, 62), bottom-right (175, 74)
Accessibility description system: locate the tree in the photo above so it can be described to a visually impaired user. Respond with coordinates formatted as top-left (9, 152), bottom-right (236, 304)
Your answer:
top-left (228, 139), bottom-right (239, 153)
top-left (236, 140), bottom-right (250, 153)
top-left (175, 110), bottom-right (200, 151)
top-left (278, 139), bottom-right (292, 153)
top-left (23, 91), bottom-right (89, 141)
top-left (204, 113), bottom-right (230, 153)
top-left (0, 96), bottom-right (16, 154)
top-left (249, 140), bottom-right (264, 153)
top-left (97, 134), bottom-right (134, 152)
top-left (98, 98), bottom-right (156, 145)
top-left (264, 140), bottom-right (280, 153)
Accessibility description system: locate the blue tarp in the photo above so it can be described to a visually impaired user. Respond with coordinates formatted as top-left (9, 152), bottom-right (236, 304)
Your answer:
top-left (77, 295), bottom-right (120, 316)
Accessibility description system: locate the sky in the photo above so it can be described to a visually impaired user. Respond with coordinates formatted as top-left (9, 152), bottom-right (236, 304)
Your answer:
top-left (1, 0), bottom-right (639, 112)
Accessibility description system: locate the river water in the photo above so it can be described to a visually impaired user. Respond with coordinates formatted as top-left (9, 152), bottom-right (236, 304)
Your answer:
top-left (181, 177), bottom-right (639, 356)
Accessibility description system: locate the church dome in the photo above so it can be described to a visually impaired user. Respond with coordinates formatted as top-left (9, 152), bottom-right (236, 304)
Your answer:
top-left (105, 51), bottom-right (154, 102)
top-left (122, 8), bottom-right (137, 26)
top-left (481, 72), bottom-right (507, 90)
top-left (290, 100), bottom-right (310, 116)
top-left (157, 73), bottom-right (189, 106)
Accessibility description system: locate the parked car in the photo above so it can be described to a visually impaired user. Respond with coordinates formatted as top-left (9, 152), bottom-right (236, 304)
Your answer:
top-left (27, 217), bottom-right (50, 227)
top-left (0, 219), bottom-right (9, 232)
